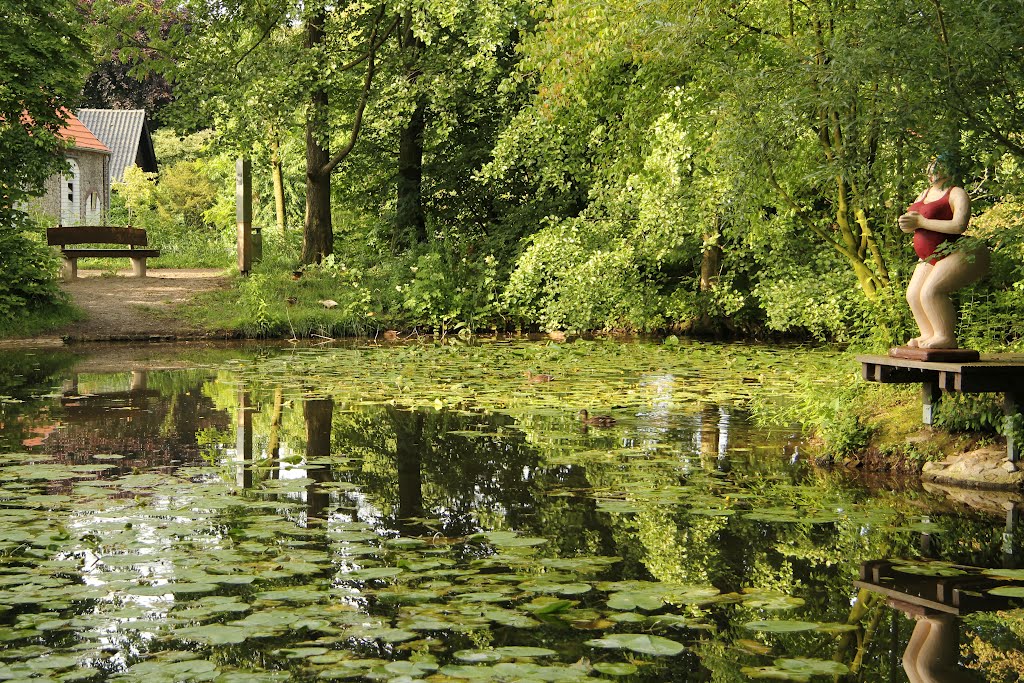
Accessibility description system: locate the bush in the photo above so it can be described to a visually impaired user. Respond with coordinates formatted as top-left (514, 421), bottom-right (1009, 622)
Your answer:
top-left (0, 215), bottom-right (69, 327)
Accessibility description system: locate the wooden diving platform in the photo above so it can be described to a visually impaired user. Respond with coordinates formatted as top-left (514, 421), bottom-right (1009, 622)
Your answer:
top-left (854, 559), bottom-right (1024, 616)
top-left (857, 353), bottom-right (1024, 463)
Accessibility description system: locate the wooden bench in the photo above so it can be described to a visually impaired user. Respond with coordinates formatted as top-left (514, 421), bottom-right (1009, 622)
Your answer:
top-left (47, 226), bottom-right (160, 280)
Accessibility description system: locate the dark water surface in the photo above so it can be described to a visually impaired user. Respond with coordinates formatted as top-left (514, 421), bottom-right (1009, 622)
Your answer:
top-left (0, 340), bottom-right (1021, 682)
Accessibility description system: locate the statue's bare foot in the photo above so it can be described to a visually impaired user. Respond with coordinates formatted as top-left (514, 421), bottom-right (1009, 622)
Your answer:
top-left (919, 336), bottom-right (957, 349)
top-left (907, 336), bottom-right (928, 348)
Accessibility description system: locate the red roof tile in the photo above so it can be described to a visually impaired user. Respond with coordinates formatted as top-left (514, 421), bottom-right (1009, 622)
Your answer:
top-left (57, 109), bottom-right (111, 154)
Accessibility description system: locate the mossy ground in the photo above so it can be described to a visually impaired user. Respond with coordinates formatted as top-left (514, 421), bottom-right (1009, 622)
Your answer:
top-left (847, 384), bottom-right (1006, 475)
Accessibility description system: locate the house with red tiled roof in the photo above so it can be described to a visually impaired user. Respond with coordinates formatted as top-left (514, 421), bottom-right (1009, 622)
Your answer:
top-left (28, 109), bottom-right (112, 225)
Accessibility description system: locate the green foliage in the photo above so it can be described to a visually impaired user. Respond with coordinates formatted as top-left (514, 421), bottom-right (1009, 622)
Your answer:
top-left (749, 361), bottom-right (873, 458)
top-left (0, 0), bottom-right (88, 209)
top-left (934, 394), bottom-right (1006, 436)
top-left (398, 250), bottom-right (501, 334)
top-left (0, 219), bottom-right (73, 332)
top-left (106, 131), bottom-right (237, 269)
top-left (0, 0), bottom-right (87, 329)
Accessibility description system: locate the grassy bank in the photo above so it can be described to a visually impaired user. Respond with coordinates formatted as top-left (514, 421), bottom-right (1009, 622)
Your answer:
top-left (0, 302), bottom-right (82, 340)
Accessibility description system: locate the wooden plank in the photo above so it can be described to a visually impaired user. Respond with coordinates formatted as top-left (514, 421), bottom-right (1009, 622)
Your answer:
top-left (956, 367), bottom-right (1024, 393)
top-left (61, 249), bottom-right (160, 258)
top-left (856, 355), bottom-right (968, 373)
top-left (47, 226), bottom-right (149, 247)
top-left (852, 580), bottom-right (960, 615)
top-left (874, 365), bottom-right (936, 384)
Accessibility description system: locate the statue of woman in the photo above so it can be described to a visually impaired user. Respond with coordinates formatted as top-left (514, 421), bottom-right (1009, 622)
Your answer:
top-left (898, 155), bottom-right (989, 349)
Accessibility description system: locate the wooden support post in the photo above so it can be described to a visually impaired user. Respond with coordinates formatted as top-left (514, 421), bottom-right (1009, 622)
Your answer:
top-left (1005, 391), bottom-right (1020, 464)
top-left (237, 158), bottom-right (252, 275)
top-left (1004, 503), bottom-right (1019, 566)
top-left (922, 381), bottom-right (941, 426)
top-left (236, 389), bottom-right (253, 489)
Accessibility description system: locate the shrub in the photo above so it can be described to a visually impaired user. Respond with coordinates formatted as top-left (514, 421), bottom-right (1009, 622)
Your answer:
top-left (0, 216), bottom-right (67, 324)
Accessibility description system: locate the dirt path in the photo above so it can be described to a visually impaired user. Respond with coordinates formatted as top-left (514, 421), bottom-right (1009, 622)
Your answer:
top-left (51, 268), bottom-right (232, 342)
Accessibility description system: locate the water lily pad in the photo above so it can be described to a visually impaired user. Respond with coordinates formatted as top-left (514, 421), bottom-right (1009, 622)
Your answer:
top-left (344, 567), bottom-right (404, 580)
top-left (607, 590), bottom-right (664, 611)
top-left (174, 625), bottom-right (250, 645)
top-left (471, 531), bottom-right (548, 547)
top-left (744, 658), bottom-right (849, 680)
top-left (983, 568), bottom-right (1024, 580)
top-left (492, 647), bottom-right (557, 657)
top-left (592, 662), bottom-right (638, 676)
top-left (126, 583), bottom-right (218, 597)
top-left (585, 633), bottom-right (685, 655)
top-left (891, 562), bottom-right (967, 577)
top-left (455, 650), bottom-right (503, 663)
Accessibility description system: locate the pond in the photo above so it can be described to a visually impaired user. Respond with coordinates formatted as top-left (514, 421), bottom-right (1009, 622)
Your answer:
top-left (0, 339), bottom-right (1021, 682)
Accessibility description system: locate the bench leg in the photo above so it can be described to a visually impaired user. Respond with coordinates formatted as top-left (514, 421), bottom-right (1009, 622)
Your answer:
top-left (131, 257), bottom-right (147, 278)
top-left (922, 381), bottom-right (940, 426)
top-left (62, 256), bottom-right (77, 281)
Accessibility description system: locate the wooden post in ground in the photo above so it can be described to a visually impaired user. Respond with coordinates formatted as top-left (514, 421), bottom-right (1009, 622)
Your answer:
top-left (237, 158), bottom-right (252, 275)
top-left (1005, 392), bottom-right (1020, 464)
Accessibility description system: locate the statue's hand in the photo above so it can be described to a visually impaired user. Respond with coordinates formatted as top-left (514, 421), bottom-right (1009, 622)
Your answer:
top-left (898, 211), bottom-right (920, 233)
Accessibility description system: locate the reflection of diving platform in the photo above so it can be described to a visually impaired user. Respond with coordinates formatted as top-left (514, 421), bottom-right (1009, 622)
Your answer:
top-left (855, 560), bottom-right (1024, 617)
top-left (857, 354), bottom-right (1024, 463)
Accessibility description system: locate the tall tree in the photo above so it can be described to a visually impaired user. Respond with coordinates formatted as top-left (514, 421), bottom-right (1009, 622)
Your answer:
top-left (0, 0), bottom-right (88, 320)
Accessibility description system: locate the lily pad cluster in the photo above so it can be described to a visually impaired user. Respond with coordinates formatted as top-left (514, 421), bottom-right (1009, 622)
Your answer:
top-left (0, 340), bottom-right (1006, 682)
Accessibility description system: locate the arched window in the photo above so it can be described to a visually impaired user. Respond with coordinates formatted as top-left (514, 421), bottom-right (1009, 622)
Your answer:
top-left (60, 159), bottom-right (81, 226)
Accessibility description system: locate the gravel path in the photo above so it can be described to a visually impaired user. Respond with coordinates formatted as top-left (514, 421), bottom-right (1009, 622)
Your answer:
top-left (50, 268), bottom-right (232, 342)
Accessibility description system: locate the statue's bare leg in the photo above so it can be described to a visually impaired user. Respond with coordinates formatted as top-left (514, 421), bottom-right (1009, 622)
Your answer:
top-left (908, 614), bottom-right (974, 683)
top-left (903, 617), bottom-right (932, 683)
top-left (906, 262), bottom-right (935, 347)
top-left (918, 246), bottom-right (990, 349)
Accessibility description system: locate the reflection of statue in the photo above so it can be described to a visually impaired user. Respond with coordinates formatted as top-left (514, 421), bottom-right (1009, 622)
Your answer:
top-left (899, 156), bottom-right (989, 349)
top-left (902, 614), bottom-right (975, 683)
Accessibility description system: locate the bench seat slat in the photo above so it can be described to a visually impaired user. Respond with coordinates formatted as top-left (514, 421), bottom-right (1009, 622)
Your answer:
top-left (47, 226), bottom-right (149, 247)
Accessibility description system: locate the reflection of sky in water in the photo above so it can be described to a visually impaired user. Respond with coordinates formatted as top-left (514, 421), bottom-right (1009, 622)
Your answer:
top-left (633, 373), bottom-right (731, 460)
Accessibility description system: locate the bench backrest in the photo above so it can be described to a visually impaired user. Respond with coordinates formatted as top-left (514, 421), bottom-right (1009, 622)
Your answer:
top-left (47, 226), bottom-right (149, 248)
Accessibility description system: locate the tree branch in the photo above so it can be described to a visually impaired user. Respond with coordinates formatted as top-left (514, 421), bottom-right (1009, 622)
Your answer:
top-left (320, 11), bottom-right (392, 176)
top-left (720, 8), bottom-right (783, 40)
top-left (231, 8), bottom-right (289, 72)
top-left (765, 162), bottom-right (854, 260)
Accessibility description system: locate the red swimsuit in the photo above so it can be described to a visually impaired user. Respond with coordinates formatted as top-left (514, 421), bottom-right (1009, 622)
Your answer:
top-left (908, 188), bottom-right (958, 265)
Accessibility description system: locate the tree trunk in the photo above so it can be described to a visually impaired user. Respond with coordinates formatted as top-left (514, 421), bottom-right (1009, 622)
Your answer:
top-left (301, 9), bottom-right (332, 265)
top-left (303, 397), bottom-right (334, 520)
top-left (270, 134), bottom-right (287, 233)
top-left (699, 227), bottom-right (722, 292)
top-left (395, 101), bottom-right (426, 249)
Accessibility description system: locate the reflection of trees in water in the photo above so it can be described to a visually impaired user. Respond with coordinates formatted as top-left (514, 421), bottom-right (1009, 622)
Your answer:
top-left (0, 350), bottom-right (79, 451)
top-left (37, 369), bottom-right (230, 473)
top-left (221, 383), bottom-right (1024, 682)
top-left (323, 406), bottom-right (546, 538)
